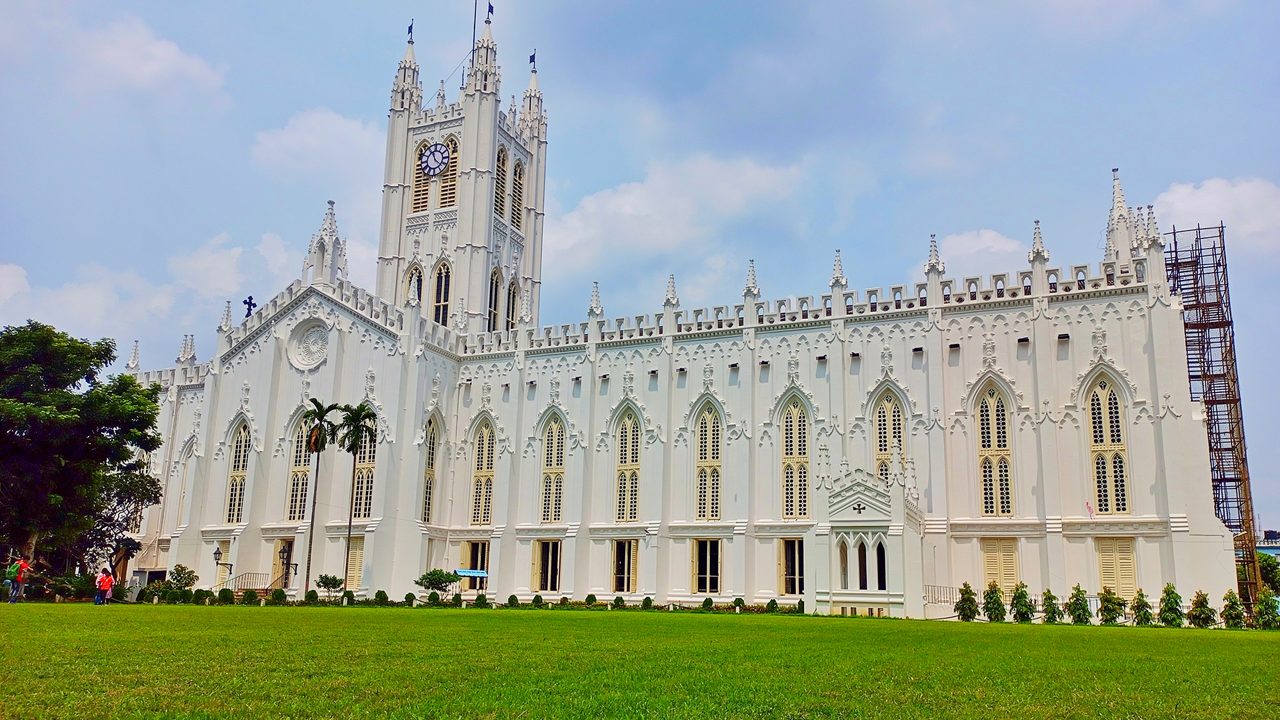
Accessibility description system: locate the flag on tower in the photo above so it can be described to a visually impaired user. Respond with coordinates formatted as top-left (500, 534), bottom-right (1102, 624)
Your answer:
top-left (529, 50), bottom-right (536, 67)
top-left (407, 19), bottom-right (413, 41)
top-left (488, 3), bottom-right (495, 18)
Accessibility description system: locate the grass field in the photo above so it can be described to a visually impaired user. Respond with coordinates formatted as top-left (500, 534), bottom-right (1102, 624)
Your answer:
top-left (3, 605), bottom-right (1276, 719)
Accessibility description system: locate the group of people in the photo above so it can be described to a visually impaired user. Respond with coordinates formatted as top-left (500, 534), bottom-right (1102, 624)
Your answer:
top-left (4, 555), bottom-right (116, 604)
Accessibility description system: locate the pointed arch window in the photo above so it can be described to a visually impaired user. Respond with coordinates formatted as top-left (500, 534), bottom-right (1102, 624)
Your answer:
top-left (422, 418), bottom-right (438, 524)
top-left (287, 423), bottom-right (310, 521)
top-left (616, 411), bottom-right (640, 522)
top-left (977, 384), bottom-right (1013, 516)
top-left (541, 417), bottom-right (565, 523)
top-left (857, 541), bottom-right (868, 590)
top-left (432, 262), bottom-right (451, 326)
top-left (838, 540), bottom-right (850, 590)
top-left (781, 397), bottom-right (809, 519)
top-left (471, 421), bottom-right (495, 525)
top-left (225, 423), bottom-right (250, 524)
top-left (872, 392), bottom-right (904, 478)
top-left (695, 405), bottom-right (723, 521)
top-left (494, 147), bottom-right (508, 220)
top-left (439, 136), bottom-right (459, 208)
top-left (506, 281), bottom-right (519, 331)
top-left (352, 427), bottom-right (376, 520)
top-left (876, 542), bottom-right (887, 591)
top-left (510, 161), bottom-right (524, 230)
top-left (407, 266), bottom-right (424, 305)
top-left (487, 269), bottom-right (502, 332)
top-left (1088, 377), bottom-right (1130, 514)
top-left (411, 142), bottom-right (431, 214)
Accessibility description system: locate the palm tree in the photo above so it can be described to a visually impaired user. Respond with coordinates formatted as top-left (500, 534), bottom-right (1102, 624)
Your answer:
top-left (336, 403), bottom-right (378, 592)
top-left (299, 399), bottom-right (340, 595)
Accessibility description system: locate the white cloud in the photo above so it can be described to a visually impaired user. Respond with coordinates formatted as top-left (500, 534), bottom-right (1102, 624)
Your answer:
top-left (913, 229), bottom-right (1029, 281)
top-left (256, 232), bottom-right (299, 289)
top-left (1154, 177), bottom-right (1280, 256)
top-left (76, 17), bottom-right (224, 96)
top-left (0, 263), bottom-right (177, 348)
top-left (0, 264), bottom-right (30, 304)
top-left (168, 233), bottom-right (244, 299)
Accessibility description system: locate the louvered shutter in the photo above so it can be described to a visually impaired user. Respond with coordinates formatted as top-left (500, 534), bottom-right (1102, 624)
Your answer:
top-left (1116, 539), bottom-right (1137, 598)
top-left (981, 540), bottom-right (1000, 589)
top-left (346, 536), bottom-right (364, 589)
top-left (630, 540), bottom-right (639, 593)
top-left (998, 539), bottom-right (1018, 596)
top-left (1097, 538), bottom-right (1118, 592)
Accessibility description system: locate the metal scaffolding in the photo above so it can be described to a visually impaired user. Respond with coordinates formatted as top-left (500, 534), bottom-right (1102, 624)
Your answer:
top-left (1164, 224), bottom-right (1260, 606)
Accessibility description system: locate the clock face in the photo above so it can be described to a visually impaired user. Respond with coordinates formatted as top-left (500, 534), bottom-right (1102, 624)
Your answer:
top-left (421, 142), bottom-right (450, 177)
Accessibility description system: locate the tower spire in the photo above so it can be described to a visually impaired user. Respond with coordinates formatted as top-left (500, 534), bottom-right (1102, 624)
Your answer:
top-left (744, 259), bottom-right (760, 297)
top-left (588, 281), bottom-right (603, 317)
top-left (467, 15), bottom-right (500, 95)
top-left (126, 340), bottom-right (140, 371)
top-left (391, 30), bottom-right (422, 112)
top-left (1104, 167), bottom-right (1132, 260)
top-left (218, 300), bottom-right (232, 332)
top-left (830, 249), bottom-right (847, 289)
top-left (924, 234), bottom-right (945, 276)
top-left (1028, 220), bottom-right (1050, 264)
top-left (303, 200), bottom-right (348, 286)
top-left (664, 274), bottom-right (680, 307)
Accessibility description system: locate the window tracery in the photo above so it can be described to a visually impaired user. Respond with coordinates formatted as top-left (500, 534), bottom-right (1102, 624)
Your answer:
top-left (977, 384), bottom-right (1013, 516)
top-left (1088, 376), bottom-right (1129, 514)
top-left (695, 404), bottom-right (722, 521)
top-left (471, 421), bottom-right (495, 525)
top-left (781, 398), bottom-right (809, 519)
top-left (225, 423), bottom-right (250, 523)
top-left (541, 417), bottom-right (565, 523)
top-left (616, 412), bottom-right (640, 522)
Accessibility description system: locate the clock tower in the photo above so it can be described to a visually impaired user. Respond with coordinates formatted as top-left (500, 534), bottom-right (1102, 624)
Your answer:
top-left (375, 19), bottom-right (548, 332)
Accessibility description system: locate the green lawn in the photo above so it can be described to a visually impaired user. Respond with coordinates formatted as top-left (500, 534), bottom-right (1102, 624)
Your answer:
top-left (3, 605), bottom-right (1275, 719)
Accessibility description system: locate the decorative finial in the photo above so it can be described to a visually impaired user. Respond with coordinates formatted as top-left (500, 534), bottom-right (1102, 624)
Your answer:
top-left (830, 249), bottom-right (847, 288)
top-left (126, 340), bottom-right (140, 370)
top-left (665, 274), bottom-right (680, 307)
top-left (436, 80), bottom-right (446, 108)
top-left (1028, 220), bottom-right (1050, 264)
top-left (218, 300), bottom-right (232, 332)
top-left (588, 281), bottom-right (603, 316)
top-left (519, 288), bottom-right (532, 325)
top-left (1144, 205), bottom-right (1162, 250)
top-left (924, 234), bottom-right (945, 276)
top-left (744, 259), bottom-right (760, 297)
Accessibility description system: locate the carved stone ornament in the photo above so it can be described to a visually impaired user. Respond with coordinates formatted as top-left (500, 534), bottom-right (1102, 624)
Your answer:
top-left (286, 319), bottom-right (331, 371)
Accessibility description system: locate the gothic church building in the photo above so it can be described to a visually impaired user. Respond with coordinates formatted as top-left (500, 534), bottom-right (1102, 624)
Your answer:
top-left (126, 21), bottom-right (1235, 616)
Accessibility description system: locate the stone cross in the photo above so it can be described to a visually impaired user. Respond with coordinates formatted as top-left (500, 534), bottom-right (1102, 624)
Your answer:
top-left (243, 296), bottom-right (257, 318)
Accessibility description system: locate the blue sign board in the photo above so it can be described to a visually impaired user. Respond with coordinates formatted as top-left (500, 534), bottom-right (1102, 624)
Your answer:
top-left (456, 569), bottom-right (488, 578)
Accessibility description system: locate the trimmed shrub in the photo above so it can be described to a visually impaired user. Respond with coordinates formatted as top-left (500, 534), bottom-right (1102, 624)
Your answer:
top-left (1042, 588), bottom-right (1063, 624)
top-left (796, 599), bottom-right (805, 615)
top-left (1010, 583), bottom-right (1035, 623)
top-left (641, 596), bottom-right (654, 610)
top-left (241, 590), bottom-right (259, 606)
top-left (217, 588), bottom-right (235, 604)
top-left (1254, 587), bottom-right (1278, 630)
top-left (163, 589), bottom-right (181, 604)
top-left (341, 590), bottom-right (355, 605)
top-left (701, 597), bottom-right (713, 611)
top-left (585, 594), bottom-right (597, 606)
top-left (192, 589), bottom-right (211, 605)
top-left (982, 582), bottom-right (1006, 623)
top-left (270, 589), bottom-right (287, 606)
top-left (374, 590), bottom-right (390, 606)
top-left (1221, 590), bottom-right (1245, 629)
top-left (427, 591), bottom-right (440, 606)
top-left (404, 592), bottom-right (416, 606)
top-left (305, 589), bottom-right (319, 604)
top-left (474, 594), bottom-right (490, 608)
top-left (559, 596), bottom-right (570, 606)
top-left (613, 595), bottom-right (626, 609)
top-left (766, 598), bottom-right (778, 613)
top-left (507, 594), bottom-right (520, 608)
top-left (450, 593), bottom-right (463, 607)
top-left (1097, 587), bottom-right (1125, 625)
top-left (1188, 590), bottom-right (1216, 628)
top-left (954, 582), bottom-right (979, 622)
top-left (732, 597), bottom-right (745, 609)
top-left (532, 594), bottom-right (544, 608)
top-left (1067, 584), bottom-right (1091, 625)
top-left (1130, 589), bottom-right (1154, 626)
top-left (1159, 584), bottom-right (1184, 627)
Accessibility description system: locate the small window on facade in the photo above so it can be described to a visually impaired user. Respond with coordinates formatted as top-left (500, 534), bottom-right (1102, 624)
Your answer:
top-left (464, 541), bottom-right (489, 591)
top-left (857, 542), bottom-right (868, 590)
top-left (506, 281), bottom-right (519, 331)
top-left (511, 161), bottom-right (525, 230)
top-left (613, 539), bottom-right (638, 594)
top-left (439, 136), bottom-right (459, 208)
top-left (432, 262), bottom-right (451, 326)
top-left (876, 542), bottom-right (887, 591)
top-left (535, 539), bottom-right (561, 592)
top-left (781, 538), bottom-right (804, 596)
top-left (694, 539), bottom-right (721, 594)
top-left (494, 147), bottom-right (508, 219)
top-left (487, 269), bottom-right (502, 332)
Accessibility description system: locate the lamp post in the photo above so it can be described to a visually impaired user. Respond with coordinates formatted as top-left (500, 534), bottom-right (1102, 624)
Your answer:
top-left (278, 544), bottom-right (299, 588)
top-left (212, 546), bottom-right (234, 579)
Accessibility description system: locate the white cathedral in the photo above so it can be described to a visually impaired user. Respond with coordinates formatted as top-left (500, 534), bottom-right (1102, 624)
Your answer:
top-left (124, 20), bottom-right (1236, 616)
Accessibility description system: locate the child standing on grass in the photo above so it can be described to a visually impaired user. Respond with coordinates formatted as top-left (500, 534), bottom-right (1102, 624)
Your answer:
top-left (94, 569), bottom-right (110, 605)
top-left (6, 556), bottom-right (30, 603)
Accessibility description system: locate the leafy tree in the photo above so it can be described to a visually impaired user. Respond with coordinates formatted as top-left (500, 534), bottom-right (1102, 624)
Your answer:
top-left (1187, 590), bottom-right (1216, 628)
top-left (1158, 584), bottom-right (1184, 627)
top-left (415, 569), bottom-right (461, 594)
top-left (0, 322), bottom-right (162, 566)
top-left (1041, 589), bottom-right (1062, 624)
top-left (954, 582), bottom-right (979, 621)
top-left (1130, 589), bottom-right (1154, 626)
top-left (299, 399), bottom-right (340, 596)
top-left (1097, 587), bottom-right (1126, 625)
top-left (1010, 582), bottom-right (1035, 623)
top-left (982, 581), bottom-right (1006, 623)
top-left (1220, 590), bottom-right (1245, 629)
top-left (1067, 584), bottom-right (1091, 625)
top-left (316, 573), bottom-right (344, 601)
top-left (1253, 587), bottom-right (1278, 630)
top-left (336, 403), bottom-right (378, 590)
top-left (169, 564), bottom-right (198, 590)
top-left (1256, 552), bottom-right (1280, 594)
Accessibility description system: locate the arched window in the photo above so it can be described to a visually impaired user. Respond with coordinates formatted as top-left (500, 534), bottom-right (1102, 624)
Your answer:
top-left (411, 142), bottom-right (431, 214)
top-left (977, 384), bottom-right (1013, 516)
top-left (541, 417), bottom-right (565, 523)
top-left (174, 446), bottom-right (192, 530)
top-left (406, 266), bottom-right (424, 305)
top-left (872, 392), bottom-right (904, 478)
top-left (432, 262), bottom-right (451, 326)
top-left (287, 423), bottom-right (309, 521)
top-left (422, 418), bottom-right (438, 524)
top-left (225, 423), bottom-right (250, 523)
top-left (1089, 376), bottom-right (1129, 514)
top-left (487, 269), bottom-right (502, 332)
top-left (439, 136), bottom-right (459, 208)
top-left (352, 425), bottom-right (376, 519)
top-left (511, 161), bottom-right (525, 230)
top-left (876, 542), bottom-right (887, 591)
top-left (694, 404), bottom-right (722, 521)
top-left (616, 411), bottom-right (640, 522)
top-left (781, 397), bottom-right (809, 519)
top-left (506, 281), bottom-right (519, 331)
top-left (494, 147), bottom-right (508, 220)
top-left (471, 421), bottom-right (495, 525)
top-left (857, 541), bottom-right (868, 590)
top-left (838, 540), bottom-right (849, 590)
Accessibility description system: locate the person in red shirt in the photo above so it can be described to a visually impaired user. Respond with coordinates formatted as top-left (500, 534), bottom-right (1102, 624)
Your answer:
top-left (100, 570), bottom-right (115, 604)
top-left (7, 556), bottom-right (31, 604)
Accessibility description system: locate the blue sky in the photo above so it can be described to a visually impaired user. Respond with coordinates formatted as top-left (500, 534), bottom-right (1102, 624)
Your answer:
top-left (2, 1), bottom-right (1278, 522)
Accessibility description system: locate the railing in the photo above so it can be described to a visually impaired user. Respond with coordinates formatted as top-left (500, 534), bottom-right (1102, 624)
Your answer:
top-left (211, 572), bottom-right (271, 593)
top-left (923, 584), bottom-right (960, 606)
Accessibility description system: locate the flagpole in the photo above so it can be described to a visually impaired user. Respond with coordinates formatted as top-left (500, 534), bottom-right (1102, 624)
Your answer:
top-left (471, 0), bottom-right (478, 69)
